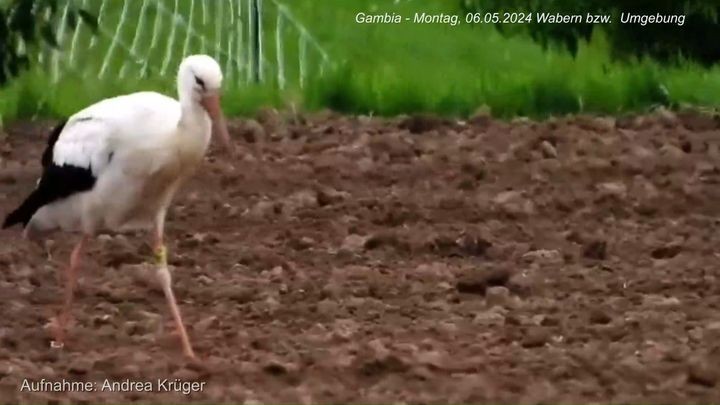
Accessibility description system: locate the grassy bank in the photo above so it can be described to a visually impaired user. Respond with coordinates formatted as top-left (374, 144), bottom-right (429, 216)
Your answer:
top-left (1, 0), bottom-right (719, 123)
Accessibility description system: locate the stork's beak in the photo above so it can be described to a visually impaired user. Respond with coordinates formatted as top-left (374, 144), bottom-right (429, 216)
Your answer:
top-left (200, 93), bottom-right (233, 156)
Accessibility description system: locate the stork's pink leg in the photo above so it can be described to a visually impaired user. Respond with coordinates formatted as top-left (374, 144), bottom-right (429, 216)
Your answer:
top-left (152, 223), bottom-right (196, 359)
top-left (51, 235), bottom-right (87, 347)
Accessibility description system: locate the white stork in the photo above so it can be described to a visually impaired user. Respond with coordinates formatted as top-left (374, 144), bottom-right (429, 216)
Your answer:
top-left (2, 54), bottom-right (235, 359)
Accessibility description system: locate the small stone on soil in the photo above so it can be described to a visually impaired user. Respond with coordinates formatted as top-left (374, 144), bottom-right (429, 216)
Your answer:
top-left (492, 190), bottom-right (535, 217)
top-left (485, 286), bottom-right (511, 307)
top-left (340, 234), bottom-right (367, 254)
top-left (522, 249), bottom-right (562, 265)
top-left (473, 307), bottom-right (507, 326)
top-left (540, 141), bottom-right (558, 159)
top-left (597, 182), bottom-right (628, 199)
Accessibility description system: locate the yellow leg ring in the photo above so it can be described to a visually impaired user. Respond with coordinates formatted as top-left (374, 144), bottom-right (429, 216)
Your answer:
top-left (154, 246), bottom-right (168, 266)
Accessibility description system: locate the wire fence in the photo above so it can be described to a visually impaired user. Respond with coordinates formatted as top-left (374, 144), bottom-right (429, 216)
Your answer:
top-left (47, 0), bottom-right (332, 90)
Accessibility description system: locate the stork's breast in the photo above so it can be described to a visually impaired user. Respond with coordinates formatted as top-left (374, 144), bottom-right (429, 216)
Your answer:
top-left (137, 137), bottom-right (208, 200)
top-left (142, 161), bottom-right (184, 197)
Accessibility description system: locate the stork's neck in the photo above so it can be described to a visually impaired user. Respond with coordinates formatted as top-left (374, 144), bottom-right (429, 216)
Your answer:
top-left (178, 96), bottom-right (208, 129)
top-left (175, 96), bottom-right (212, 161)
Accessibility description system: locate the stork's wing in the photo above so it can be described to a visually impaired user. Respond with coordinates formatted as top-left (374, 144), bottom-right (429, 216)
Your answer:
top-left (50, 116), bottom-right (115, 176)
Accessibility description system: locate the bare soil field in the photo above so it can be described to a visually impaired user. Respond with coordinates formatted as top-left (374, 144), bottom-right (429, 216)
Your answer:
top-left (1, 110), bottom-right (720, 403)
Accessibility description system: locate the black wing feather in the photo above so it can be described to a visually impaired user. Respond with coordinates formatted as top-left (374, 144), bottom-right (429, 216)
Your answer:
top-left (41, 119), bottom-right (67, 168)
top-left (3, 119), bottom-right (96, 229)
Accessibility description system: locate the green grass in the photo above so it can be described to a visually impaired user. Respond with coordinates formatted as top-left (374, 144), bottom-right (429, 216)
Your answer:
top-left (291, 0), bottom-right (720, 118)
top-left (1, 0), bottom-right (720, 123)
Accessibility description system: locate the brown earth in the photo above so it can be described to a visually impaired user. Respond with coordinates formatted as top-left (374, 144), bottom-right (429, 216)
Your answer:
top-left (1, 109), bottom-right (720, 403)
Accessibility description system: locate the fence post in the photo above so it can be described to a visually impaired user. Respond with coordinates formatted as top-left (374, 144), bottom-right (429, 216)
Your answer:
top-left (251, 0), bottom-right (261, 83)
top-left (275, 11), bottom-right (285, 89)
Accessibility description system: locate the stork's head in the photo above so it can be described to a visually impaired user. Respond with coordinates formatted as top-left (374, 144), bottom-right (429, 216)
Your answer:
top-left (178, 55), bottom-right (232, 154)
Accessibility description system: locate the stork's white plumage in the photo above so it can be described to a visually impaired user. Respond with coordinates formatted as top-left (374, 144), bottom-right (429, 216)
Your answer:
top-left (2, 54), bottom-right (234, 359)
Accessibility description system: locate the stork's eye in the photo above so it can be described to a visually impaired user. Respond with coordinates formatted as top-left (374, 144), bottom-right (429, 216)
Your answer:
top-left (195, 76), bottom-right (205, 89)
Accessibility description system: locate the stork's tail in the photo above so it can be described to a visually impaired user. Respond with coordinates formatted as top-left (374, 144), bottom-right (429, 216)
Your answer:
top-left (3, 190), bottom-right (44, 229)
top-left (4, 119), bottom-right (69, 230)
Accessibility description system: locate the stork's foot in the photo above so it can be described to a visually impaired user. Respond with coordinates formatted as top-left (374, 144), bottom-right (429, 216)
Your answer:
top-left (163, 318), bottom-right (197, 359)
top-left (47, 316), bottom-right (68, 349)
top-left (184, 347), bottom-right (197, 360)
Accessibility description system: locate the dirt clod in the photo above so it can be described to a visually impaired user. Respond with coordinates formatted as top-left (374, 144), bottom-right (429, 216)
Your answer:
top-left (522, 327), bottom-right (551, 348)
top-left (399, 114), bottom-right (451, 134)
top-left (688, 359), bottom-right (718, 387)
top-left (651, 244), bottom-right (683, 259)
top-left (583, 240), bottom-right (607, 260)
top-left (456, 267), bottom-right (511, 295)
top-left (589, 309), bottom-right (612, 325)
